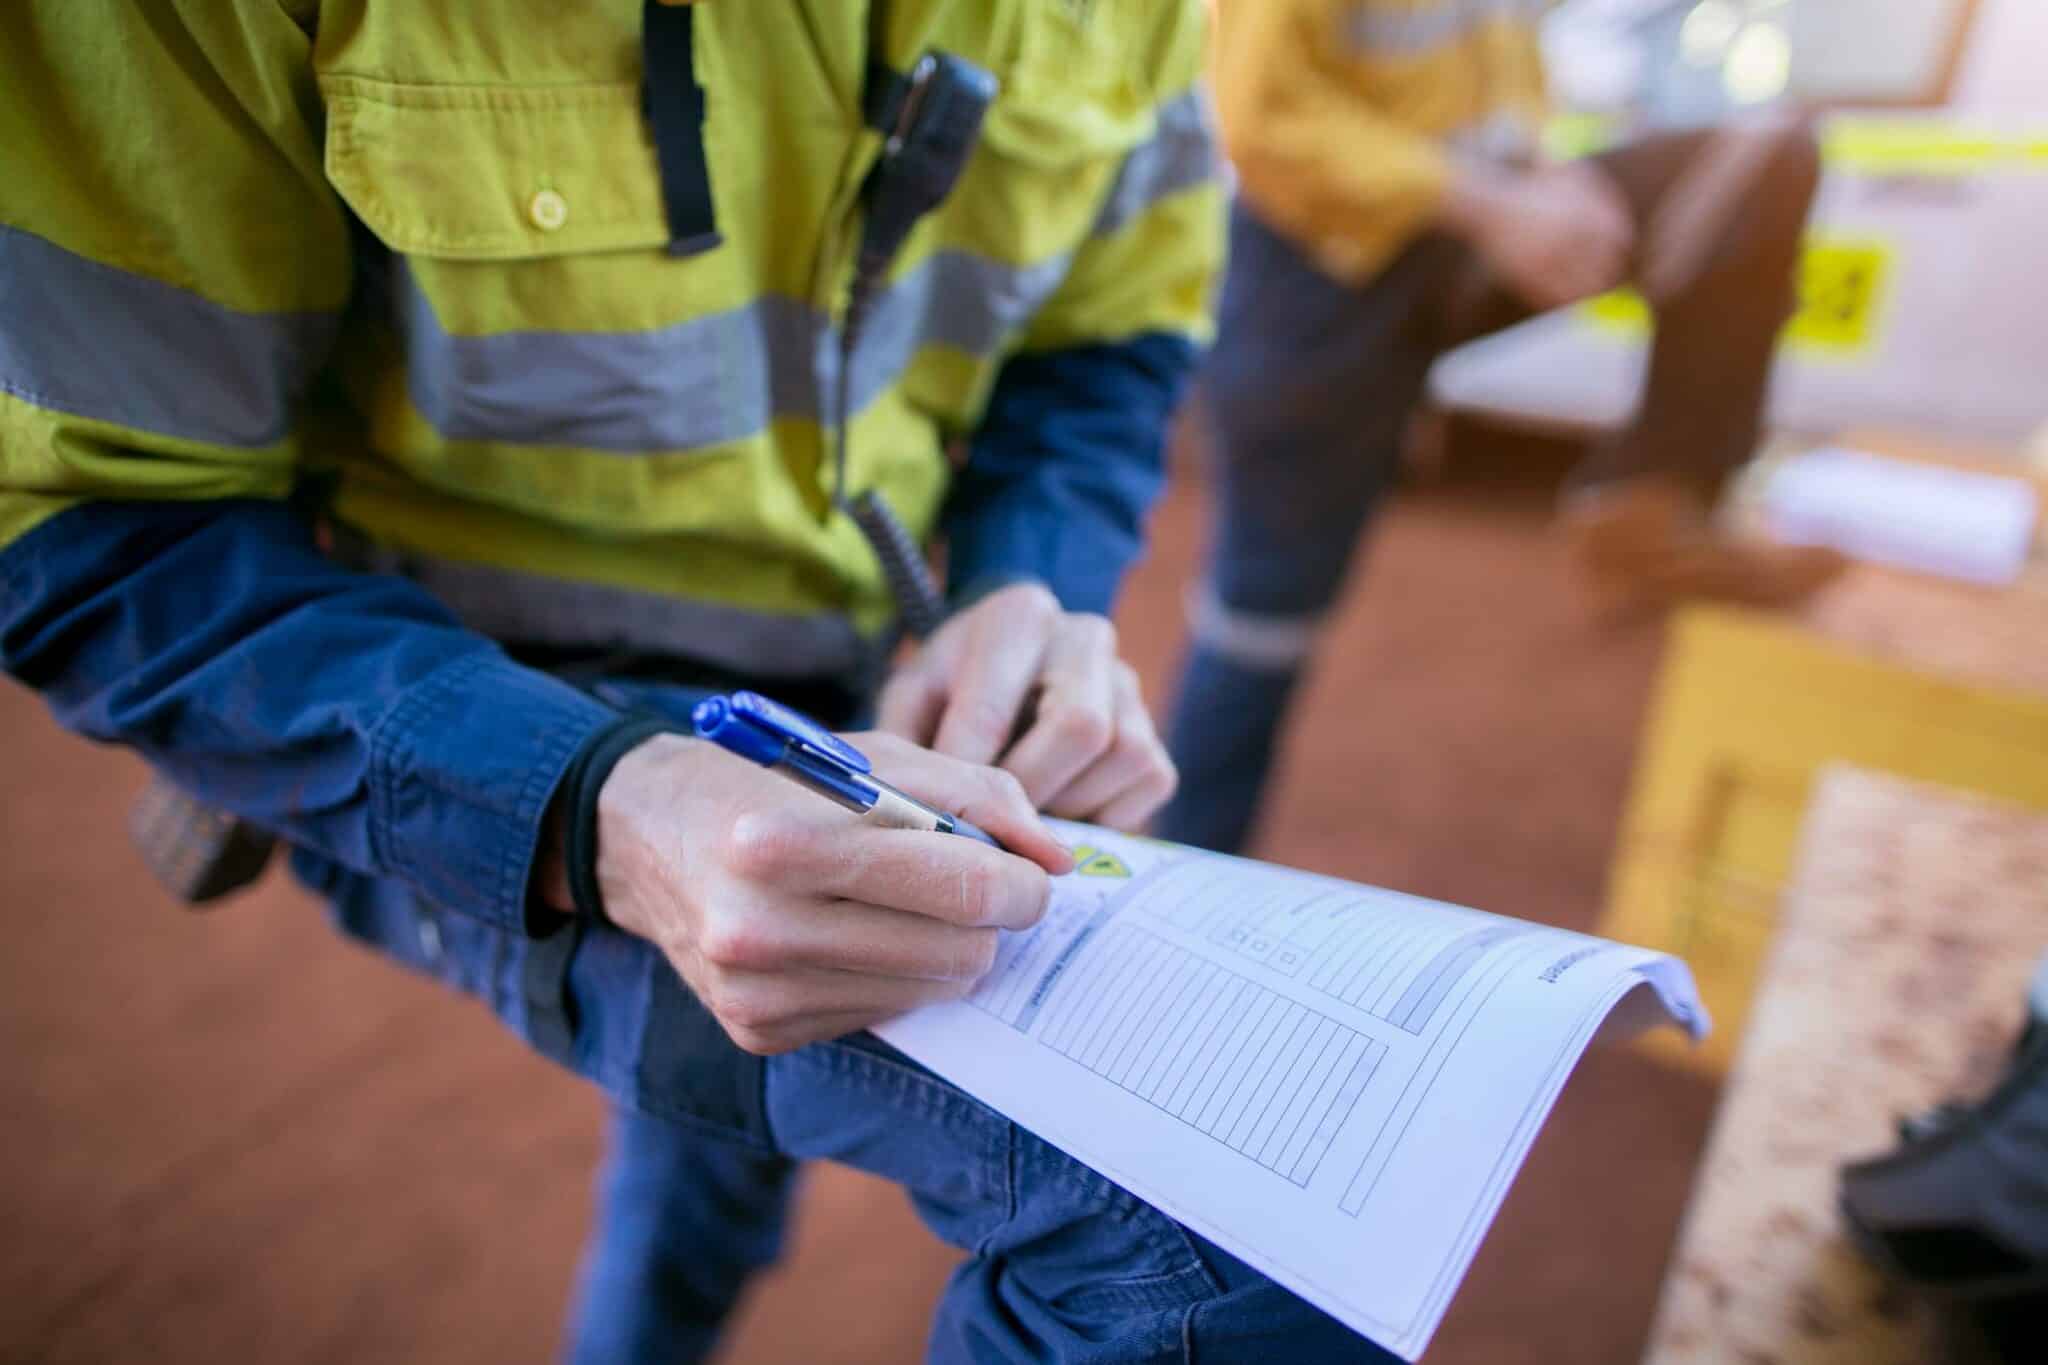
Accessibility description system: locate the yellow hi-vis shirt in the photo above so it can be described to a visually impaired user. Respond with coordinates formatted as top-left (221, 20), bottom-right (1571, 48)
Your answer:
top-left (1213, 0), bottom-right (1551, 283)
top-left (0, 1), bottom-right (1223, 679)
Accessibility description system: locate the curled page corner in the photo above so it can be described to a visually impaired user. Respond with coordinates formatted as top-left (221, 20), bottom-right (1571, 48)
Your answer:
top-left (1634, 955), bottom-right (1713, 1042)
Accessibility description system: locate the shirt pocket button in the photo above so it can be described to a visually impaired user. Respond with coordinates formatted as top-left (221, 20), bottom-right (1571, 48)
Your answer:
top-left (528, 188), bottom-right (569, 231)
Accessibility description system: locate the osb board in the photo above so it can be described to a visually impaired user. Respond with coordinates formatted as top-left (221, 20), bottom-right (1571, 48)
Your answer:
top-left (1644, 768), bottom-right (2048, 1363)
top-left (1596, 609), bottom-right (2048, 1075)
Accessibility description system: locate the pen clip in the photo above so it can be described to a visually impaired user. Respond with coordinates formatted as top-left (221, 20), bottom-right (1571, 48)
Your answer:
top-left (727, 690), bottom-right (872, 775)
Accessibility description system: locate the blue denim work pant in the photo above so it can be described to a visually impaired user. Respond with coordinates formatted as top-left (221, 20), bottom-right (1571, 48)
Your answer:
top-left (566, 1036), bottom-right (1399, 1364)
top-left (305, 664), bottom-right (1399, 1364)
top-left (1157, 127), bottom-right (1819, 854)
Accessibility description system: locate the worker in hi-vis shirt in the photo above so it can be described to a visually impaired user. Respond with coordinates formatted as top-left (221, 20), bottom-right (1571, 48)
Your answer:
top-left (0, 4), bottom-right (1391, 1361)
top-left (1158, 0), bottom-right (1840, 856)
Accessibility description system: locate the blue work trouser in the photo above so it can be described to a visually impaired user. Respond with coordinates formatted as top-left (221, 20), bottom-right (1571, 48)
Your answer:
top-left (1157, 127), bottom-right (1820, 855)
top-left (300, 672), bottom-right (1397, 1364)
top-left (567, 1038), bottom-right (1396, 1364)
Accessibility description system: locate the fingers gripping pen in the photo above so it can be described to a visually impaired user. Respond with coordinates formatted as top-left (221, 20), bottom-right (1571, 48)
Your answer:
top-left (693, 691), bottom-right (1001, 847)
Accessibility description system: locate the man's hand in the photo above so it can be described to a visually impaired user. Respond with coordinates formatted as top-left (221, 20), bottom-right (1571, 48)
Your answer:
top-left (877, 583), bottom-right (1177, 831)
top-left (595, 731), bottom-right (1074, 1055)
top-left (1444, 160), bottom-right (1636, 312)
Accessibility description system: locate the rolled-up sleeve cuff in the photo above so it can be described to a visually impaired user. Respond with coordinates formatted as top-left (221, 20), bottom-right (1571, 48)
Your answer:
top-left (945, 571), bottom-right (1051, 617)
top-left (369, 650), bottom-right (615, 937)
top-left (947, 531), bottom-right (1128, 618)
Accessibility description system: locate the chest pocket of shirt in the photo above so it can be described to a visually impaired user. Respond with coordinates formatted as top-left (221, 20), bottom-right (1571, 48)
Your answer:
top-left (322, 75), bottom-right (683, 264)
top-left (319, 74), bottom-right (773, 469)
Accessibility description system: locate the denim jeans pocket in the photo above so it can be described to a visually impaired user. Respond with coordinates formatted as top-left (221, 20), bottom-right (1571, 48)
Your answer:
top-left (766, 1036), bottom-right (1013, 1251)
top-left (769, 1037), bottom-right (1225, 1318)
top-left (993, 1121), bottom-right (1223, 1320)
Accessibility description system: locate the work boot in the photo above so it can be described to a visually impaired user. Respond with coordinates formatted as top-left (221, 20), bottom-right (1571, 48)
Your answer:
top-left (1562, 474), bottom-right (1849, 609)
top-left (1836, 953), bottom-right (2048, 1361)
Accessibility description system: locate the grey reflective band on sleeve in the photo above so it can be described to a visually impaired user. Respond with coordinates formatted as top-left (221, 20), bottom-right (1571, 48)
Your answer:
top-left (1089, 88), bottom-right (1223, 239)
top-left (395, 245), bottom-right (1069, 454)
top-left (0, 223), bottom-right (337, 447)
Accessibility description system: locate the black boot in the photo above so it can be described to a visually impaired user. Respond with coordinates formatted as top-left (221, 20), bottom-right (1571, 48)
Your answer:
top-left (1839, 955), bottom-right (2048, 1358)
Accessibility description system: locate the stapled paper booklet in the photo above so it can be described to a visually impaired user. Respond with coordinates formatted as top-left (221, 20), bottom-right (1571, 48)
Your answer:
top-left (876, 823), bottom-right (1707, 1360)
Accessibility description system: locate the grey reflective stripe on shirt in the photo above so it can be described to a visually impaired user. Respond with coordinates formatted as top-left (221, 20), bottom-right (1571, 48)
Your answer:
top-left (398, 274), bottom-right (812, 453)
top-left (395, 86), bottom-right (1218, 457)
top-left (357, 544), bottom-right (873, 681)
top-left (858, 248), bottom-right (1071, 383)
top-left (1343, 0), bottom-right (1547, 59)
top-left (398, 246), bottom-right (1070, 454)
top-left (1091, 88), bottom-right (1223, 238)
top-left (0, 223), bottom-right (337, 447)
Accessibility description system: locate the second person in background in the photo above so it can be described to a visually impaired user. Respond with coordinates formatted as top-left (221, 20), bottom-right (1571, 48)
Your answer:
top-left (1160, 0), bottom-right (1840, 854)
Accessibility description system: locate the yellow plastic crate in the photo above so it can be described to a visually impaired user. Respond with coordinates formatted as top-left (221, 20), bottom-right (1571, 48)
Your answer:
top-left (1598, 607), bottom-right (2048, 1074)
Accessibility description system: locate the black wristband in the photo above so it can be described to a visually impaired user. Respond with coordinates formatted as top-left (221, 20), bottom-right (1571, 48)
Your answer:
top-left (561, 713), bottom-right (680, 925)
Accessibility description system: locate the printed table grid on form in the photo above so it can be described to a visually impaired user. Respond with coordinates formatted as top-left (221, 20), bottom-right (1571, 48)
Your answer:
top-left (976, 918), bottom-right (1385, 1188)
top-left (1124, 860), bottom-right (1531, 1034)
top-left (969, 856), bottom-right (1548, 1193)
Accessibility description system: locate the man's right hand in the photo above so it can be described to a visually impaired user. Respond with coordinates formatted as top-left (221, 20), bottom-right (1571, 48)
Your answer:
top-left (594, 732), bottom-right (1074, 1055)
top-left (1444, 160), bottom-right (1636, 313)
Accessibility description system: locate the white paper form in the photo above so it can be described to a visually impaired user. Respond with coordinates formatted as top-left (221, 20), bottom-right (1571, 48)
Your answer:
top-left (876, 824), bottom-right (1707, 1360)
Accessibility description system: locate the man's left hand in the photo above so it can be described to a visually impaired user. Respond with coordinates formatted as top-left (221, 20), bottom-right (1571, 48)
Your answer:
top-left (878, 583), bottom-right (1176, 832)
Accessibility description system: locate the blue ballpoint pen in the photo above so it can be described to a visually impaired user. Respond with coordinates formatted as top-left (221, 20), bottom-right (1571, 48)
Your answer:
top-left (691, 690), bottom-right (1001, 848)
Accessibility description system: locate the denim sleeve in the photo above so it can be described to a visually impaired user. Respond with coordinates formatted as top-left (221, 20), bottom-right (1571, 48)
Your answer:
top-left (943, 332), bottom-right (1195, 617)
top-left (0, 497), bottom-right (615, 935)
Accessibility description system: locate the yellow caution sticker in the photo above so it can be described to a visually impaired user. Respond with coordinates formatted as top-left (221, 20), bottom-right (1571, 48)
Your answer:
top-left (1785, 238), bottom-right (1892, 352)
top-left (1067, 845), bottom-right (1132, 878)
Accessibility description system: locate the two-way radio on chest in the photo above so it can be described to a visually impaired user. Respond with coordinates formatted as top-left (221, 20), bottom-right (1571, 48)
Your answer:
top-left (836, 47), bottom-right (999, 640)
top-left (644, 0), bottom-right (998, 641)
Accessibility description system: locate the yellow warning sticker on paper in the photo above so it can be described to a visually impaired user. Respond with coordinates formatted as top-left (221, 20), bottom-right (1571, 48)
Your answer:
top-left (1067, 845), bottom-right (1132, 878)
